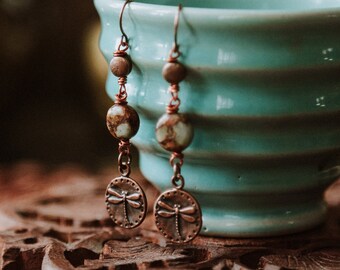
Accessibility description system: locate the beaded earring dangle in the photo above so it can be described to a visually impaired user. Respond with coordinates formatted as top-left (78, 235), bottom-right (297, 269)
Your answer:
top-left (105, 0), bottom-right (147, 229)
top-left (154, 5), bottom-right (202, 243)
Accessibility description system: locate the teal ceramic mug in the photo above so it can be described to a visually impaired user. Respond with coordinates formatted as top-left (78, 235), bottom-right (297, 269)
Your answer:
top-left (95, 0), bottom-right (340, 236)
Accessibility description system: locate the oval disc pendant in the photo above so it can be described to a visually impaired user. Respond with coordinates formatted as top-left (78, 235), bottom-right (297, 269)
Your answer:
top-left (154, 188), bottom-right (202, 243)
top-left (105, 176), bottom-right (147, 229)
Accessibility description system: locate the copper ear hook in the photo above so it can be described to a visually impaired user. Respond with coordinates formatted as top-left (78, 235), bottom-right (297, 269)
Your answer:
top-left (169, 4), bottom-right (182, 59)
top-left (118, 0), bottom-right (132, 51)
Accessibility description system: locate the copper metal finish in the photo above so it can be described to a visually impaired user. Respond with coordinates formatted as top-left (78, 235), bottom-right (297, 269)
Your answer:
top-left (111, 1), bottom-right (133, 104)
top-left (106, 176), bottom-right (147, 229)
top-left (118, 141), bottom-right (132, 177)
top-left (154, 4), bottom-right (202, 243)
top-left (164, 5), bottom-right (186, 114)
top-left (115, 76), bottom-right (128, 104)
top-left (118, 0), bottom-right (131, 52)
top-left (168, 4), bottom-right (182, 61)
top-left (154, 188), bottom-right (202, 243)
top-left (167, 84), bottom-right (181, 114)
top-left (170, 152), bottom-right (184, 167)
top-left (105, 0), bottom-right (147, 229)
top-left (171, 162), bottom-right (185, 189)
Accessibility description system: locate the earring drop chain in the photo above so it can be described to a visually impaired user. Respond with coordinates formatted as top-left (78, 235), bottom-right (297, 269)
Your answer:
top-left (154, 4), bottom-right (202, 244)
top-left (118, 141), bottom-right (132, 177)
top-left (167, 84), bottom-right (181, 114)
top-left (170, 152), bottom-right (185, 189)
top-left (105, 0), bottom-right (147, 229)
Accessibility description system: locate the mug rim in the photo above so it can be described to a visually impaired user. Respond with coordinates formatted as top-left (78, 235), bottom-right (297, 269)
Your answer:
top-left (100, 0), bottom-right (340, 27)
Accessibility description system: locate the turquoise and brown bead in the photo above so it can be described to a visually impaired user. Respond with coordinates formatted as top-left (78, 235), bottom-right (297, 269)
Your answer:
top-left (106, 104), bottom-right (140, 140)
top-left (155, 113), bottom-right (193, 152)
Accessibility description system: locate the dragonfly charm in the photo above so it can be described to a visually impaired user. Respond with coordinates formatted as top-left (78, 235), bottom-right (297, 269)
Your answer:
top-left (106, 176), bottom-right (146, 228)
top-left (157, 200), bottom-right (196, 239)
top-left (107, 188), bottom-right (141, 223)
top-left (155, 188), bottom-right (202, 243)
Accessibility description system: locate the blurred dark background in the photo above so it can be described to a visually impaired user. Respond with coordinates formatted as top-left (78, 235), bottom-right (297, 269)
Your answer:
top-left (0, 0), bottom-right (115, 169)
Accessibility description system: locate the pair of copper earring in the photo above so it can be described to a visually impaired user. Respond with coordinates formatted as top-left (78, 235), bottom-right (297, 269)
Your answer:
top-left (105, 2), bottom-right (202, 244)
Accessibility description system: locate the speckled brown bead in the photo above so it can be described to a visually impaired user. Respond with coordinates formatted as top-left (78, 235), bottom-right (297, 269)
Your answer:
top-left (107, 104), bottom-right (140, 140)
top-left (155, 113), bottom-right (193, 152)
top-left (162, 61), bottom-right (186, 84)
top-left (110, 55), bottom-right (132, 77)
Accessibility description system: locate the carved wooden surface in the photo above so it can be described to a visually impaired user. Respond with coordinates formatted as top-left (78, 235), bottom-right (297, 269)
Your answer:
top-left (0, 162), bottom-right (340, 270)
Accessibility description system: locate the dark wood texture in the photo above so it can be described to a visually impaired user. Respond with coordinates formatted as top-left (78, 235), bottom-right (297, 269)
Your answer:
top-left (1, 162), bottom-right (340, 269)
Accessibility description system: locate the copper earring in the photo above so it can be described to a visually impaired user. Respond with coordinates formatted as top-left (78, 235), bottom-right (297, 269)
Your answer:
top-left (154, 5), bottom-right (202, 243)
top-left (105, 0), bottom-right (147, 229)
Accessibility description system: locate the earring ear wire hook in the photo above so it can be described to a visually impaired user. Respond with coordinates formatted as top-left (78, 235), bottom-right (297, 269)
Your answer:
top-left (169, 4), bottom-right (182, 60)
top-left (173, 4), bottom-right (182, 51)
top-left (118, 0), bottom-right (132, 51)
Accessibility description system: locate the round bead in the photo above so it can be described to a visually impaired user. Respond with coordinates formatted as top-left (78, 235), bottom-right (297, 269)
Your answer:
top-left (162, 61), bottom-right (186, 84)
top-left (107, 104), bottom-right (140, 140)
top-left (155, 113), bottom-right (193, 152)
top-left (110, 55), bottom-right (132, 77)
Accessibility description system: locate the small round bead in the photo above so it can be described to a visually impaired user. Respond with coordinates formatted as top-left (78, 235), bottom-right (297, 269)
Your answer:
top-left (162, 61), bottom-right (186, 84)
top-left (155, 113), bottom-right (193, 152)
top-left (107, 104), bottom-right (140, 140)
top-left (110, 55), bottom-right (132, 77)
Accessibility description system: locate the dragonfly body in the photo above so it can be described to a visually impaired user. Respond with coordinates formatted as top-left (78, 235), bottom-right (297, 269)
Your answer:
top-left (107, 188), bottom-right (141, 224)
top-left (157, 201), bottom-right (196, 239)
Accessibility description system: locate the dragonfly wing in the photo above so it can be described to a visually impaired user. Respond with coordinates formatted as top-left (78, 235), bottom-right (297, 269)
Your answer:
top-left (180, 206), bottom-right (196, 214)
top-left (157, 200), bottom-right (174, 211)
top-left (158, 210), bottom-right (175, 218)
top-left (181, 214), bottom-right (196, 223)
top-left (127, 199), bottom-right (141, 209)
top-left (108, 196), bottom-right (123, 204)
top-left (126, 193), bottom-right (141, 200)
top-left (107, 188), bottom-right (122, 198)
